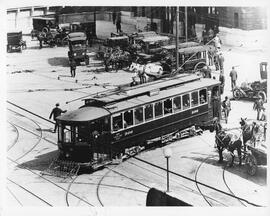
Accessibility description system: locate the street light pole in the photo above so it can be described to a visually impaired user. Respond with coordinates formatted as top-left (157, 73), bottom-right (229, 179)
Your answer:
top-left (185, 6), bottom-right (188, 42)
top-left (163, 148), bottom-right (172, 193)
top-left (176, 6), bottom-right (179, 69)
top-left (166, 156), bottom-right (170, 192)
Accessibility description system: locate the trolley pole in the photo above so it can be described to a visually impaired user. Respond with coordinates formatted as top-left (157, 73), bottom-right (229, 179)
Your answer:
top-left (176, 6), bottom-right (179, 69)
top-left (185, 7), bottom-right (188, 42)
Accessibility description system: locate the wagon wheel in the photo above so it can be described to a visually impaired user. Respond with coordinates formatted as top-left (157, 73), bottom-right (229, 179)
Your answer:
top-left (233, 89), bottom-right (242, 100)
top-left (42, 27), bottom-right (49, 33)
top-left (257, 91), bottom-right (267, 103)
top-left (245, 153), bottom-right (257, 176)
top-left (194, 62), bottom-right (206, 77)
top-left (61, 37), bottom-right (69, 46)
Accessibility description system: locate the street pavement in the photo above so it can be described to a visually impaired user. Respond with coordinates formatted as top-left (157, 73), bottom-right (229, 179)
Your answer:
top-left (4, 20), bottom-right (268, 210)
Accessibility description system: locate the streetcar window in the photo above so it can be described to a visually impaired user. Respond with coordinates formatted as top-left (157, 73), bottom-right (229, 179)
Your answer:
top-left (164, 98), bottom-right (172, 115)
top-left (77, 125), bottom-right (88, 142)
top-left (135, 107), bottom-right (144, 125)
top-left (199, 89), bottom-right (207, 104)
top-left (191, 91), bottom-right (199, 107)
top-left (124, 110), bottom-right (134, 128)
top-left (144, 104), bottom-right (153, 121)
top-left (58, 123), bottom-right (62, 141)
top-left (112, 113), bottom-right (123, 131)
top-left (183, 94), bottom-right (190, 109)
top-left (154, 101), bottom-right (163, 118)
top-left (63, 125), bottom-right (71, 142)
top-left (173, 96), bottom-right (181, 112)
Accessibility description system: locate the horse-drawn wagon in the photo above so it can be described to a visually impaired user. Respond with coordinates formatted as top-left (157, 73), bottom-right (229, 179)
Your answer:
top-left (244, 140), bottom-right (267, 176)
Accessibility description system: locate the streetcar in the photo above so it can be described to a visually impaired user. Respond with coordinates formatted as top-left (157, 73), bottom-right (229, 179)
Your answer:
top-left (57, 74), bottom-right (221, 169)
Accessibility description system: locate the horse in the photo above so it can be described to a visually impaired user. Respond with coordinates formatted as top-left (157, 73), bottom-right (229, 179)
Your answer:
top-left (239, 118), bottom-right (260, 151)
top-left (211, 118), bottom-right (242, 167)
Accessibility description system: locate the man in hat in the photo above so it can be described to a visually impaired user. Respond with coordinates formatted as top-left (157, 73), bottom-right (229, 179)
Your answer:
top-left (49, 103), bottom-right (67, 133)
top-left (229, 66), bottom-right (238, 93)
top-left (253, 95), bottom-right (264, 120)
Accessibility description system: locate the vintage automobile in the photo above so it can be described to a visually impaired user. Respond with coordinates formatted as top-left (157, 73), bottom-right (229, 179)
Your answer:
top-left (233, 62), bottom-right (267, 102)
top-left (7, 31), bottom-right (26, 52)
top-left (31, 16), bottom-right (56, 39)
top-left (68, 32), bottom-right (89, 65)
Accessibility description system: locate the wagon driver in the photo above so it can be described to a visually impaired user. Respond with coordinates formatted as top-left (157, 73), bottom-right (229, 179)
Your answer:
top-left (49, 103), bottom-right (67, 133)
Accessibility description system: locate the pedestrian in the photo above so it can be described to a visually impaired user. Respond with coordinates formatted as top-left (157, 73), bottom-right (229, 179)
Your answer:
top-left (70, 58), bottom-right (77, 77)
top-left (208, 27), bottom-right (214, 40)
top-left (214, 33), bottom-right (222, 50)
top-left (218, 52), bottom-right (224, 71)
top-left (260, 107), bottom-right (267, 121)
top-left (49, 103), bottom-right (67, 133)
top-left (219, 73), bottom-right (225, 95)
top-left (229, 66), bottom-right (238, 93)
top-left (112, 11), bottom-right (116, 24)
top-left (202, 27), bottom-right (208, 44)
top-left (222, 96), bottom-right (231, 123)
top-left (253, 95), bottom-right (264, 120)
top-left (213, 25), bottom-right (219, 36)
top-left (116, 13), bottom-right (122, 33)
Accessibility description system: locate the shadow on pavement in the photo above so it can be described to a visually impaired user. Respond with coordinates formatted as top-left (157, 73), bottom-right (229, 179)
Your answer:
top-left (48, 57), bottom-right (69, 67)
top-left (183, 152), bottom-right (267, 186)
top-left (18, 150), bottom-right (59, 172)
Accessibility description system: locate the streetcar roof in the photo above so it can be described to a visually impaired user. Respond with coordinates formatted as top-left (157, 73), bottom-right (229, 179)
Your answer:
top-left (57, 106), bottom-right (110, 122)
top-left (105, 78), bottom-right (219, 113)
top-left (32, 17), bottom-right (55, 20)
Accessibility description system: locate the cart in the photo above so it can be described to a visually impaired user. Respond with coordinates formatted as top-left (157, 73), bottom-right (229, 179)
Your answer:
top-left (244, 125), bottom-right (267, 176)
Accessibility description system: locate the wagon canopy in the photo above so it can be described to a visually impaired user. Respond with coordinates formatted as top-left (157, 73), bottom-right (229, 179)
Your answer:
top-left (57, 106), bottom-right (110, 122)
top-left (68, 32), bottom-right (87, 41)
top-left (178, 45), bottom-right (210, 55)
top-left (142, 36), bottom-right (170, 43)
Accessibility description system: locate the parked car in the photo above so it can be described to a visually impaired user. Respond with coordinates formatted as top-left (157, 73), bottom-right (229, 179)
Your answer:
top-left (7, 31), bottom-right (26, 52)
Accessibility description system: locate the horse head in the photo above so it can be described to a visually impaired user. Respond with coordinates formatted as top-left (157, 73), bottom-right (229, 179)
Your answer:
top-left (129, 62), bottom-right (138, 72)
top-left (239, 117), bottom-right (248, 129)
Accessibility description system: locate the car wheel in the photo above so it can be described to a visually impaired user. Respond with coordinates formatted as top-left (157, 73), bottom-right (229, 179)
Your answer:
top-left (234, 90), bottom-right (241, 100)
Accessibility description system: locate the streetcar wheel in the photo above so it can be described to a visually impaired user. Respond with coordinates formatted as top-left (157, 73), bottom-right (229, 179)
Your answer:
top-left (234, 90), bottom-right (241, 100)
top-left (245, 154), bottom-right (257, 176)
top-left (257, 91), bottom-right (267, 103)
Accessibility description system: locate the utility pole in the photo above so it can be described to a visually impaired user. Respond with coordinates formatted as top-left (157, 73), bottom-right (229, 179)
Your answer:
top-left (176, 6), bottom-right (179, 69)
top-left (185, 7), bottom-right (188, 42)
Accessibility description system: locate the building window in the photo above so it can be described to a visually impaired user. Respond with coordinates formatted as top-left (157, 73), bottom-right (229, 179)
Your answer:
top-left (124, 110), bottom-right (134, 128)
top-left (142, 7), bottom-right (146, 17)
top-left (234, 12), bottom-right (239, 28)
top-left (135, 107), bottom-right (144, 125)
top-left (154, 101), bottom-right (163, 118)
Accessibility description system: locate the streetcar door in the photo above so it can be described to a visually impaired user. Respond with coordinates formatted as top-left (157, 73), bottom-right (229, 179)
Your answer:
top-left (90, 116), bottom-right (112, 163)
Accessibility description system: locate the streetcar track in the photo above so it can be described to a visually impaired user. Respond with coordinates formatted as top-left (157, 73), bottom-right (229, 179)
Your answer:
top-left (96, 168), bottom-right (112, 206)
top-left (6, 186), bottom-right (23, 206)
top-left (7, 121), bottom-right (19, 151)
top-left (222, 166), bottom-right (247, 206)
top-left (7, 178), bottom-right (53, 206)
top-left (65, 175), bottom-right (79, 206)
top-left (8, 157), bottom-right (94, 207)
top-left (6, 114), bottom-right (43, 162)
top-left (194, 156), bottom-right (215, 206)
